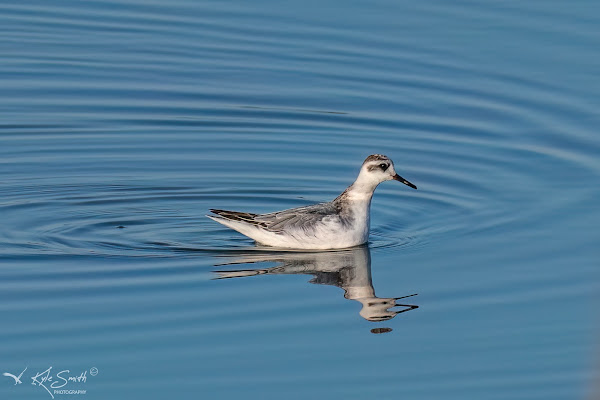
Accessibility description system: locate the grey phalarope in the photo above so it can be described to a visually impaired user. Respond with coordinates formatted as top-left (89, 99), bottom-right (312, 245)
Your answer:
top-left (207, 154), bottom-right (417, 249)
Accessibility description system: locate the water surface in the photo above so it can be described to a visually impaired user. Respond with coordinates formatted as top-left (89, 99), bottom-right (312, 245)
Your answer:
top-left (1, 1), bottom-right (599, 399)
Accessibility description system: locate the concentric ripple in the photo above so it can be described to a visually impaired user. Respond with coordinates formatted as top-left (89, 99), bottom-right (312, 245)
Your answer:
top-left (1, 1), bottom-right (599, 399)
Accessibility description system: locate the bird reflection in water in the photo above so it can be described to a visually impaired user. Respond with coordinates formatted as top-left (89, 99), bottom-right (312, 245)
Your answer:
top-left (213, 246), bottom-right (418, 333)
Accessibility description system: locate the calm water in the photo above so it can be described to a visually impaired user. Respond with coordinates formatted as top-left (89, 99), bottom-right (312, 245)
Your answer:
top-left (1, 0), bottom-right (599, 399)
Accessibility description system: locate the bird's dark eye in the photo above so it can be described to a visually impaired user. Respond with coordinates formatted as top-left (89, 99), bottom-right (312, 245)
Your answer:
top-left (379, 163), bottom-right (388, 171)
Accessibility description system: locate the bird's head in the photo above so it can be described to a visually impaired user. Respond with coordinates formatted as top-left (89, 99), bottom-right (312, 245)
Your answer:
top-left (359, 154), bottom-right (417, 189)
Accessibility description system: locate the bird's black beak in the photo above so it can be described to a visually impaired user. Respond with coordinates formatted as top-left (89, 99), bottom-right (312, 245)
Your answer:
top-left (393, 174), bottom-right (417, 189)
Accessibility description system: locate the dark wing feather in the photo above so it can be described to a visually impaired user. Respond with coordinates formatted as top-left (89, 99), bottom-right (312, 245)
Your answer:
top-left (209, 209), bottom-right (267, 228)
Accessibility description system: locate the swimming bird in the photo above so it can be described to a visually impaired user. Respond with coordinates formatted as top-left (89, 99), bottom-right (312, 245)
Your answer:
top-left (207, 154), bottom-right (417, 249)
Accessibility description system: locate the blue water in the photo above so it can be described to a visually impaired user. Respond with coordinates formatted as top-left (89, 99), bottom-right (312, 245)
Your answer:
top-left (1, 1), bottom-right (599, 399)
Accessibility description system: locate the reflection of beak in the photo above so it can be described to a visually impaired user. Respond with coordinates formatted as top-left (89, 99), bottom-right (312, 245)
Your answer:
top-left (393, 174), bottom-right (417, 189)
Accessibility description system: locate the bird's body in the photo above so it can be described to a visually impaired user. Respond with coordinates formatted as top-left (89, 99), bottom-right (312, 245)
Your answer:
top-left (207, 154), bottom-right (416, 250)
top-left (210, 191), bottom-right (371, 249)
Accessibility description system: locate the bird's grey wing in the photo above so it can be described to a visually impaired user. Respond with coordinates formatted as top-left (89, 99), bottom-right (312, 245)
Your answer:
top-left (255, 203), bottom-right (339, 233)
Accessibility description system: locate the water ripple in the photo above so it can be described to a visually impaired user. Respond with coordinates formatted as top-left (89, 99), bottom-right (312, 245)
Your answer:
top-left (1, 1), bottom-right (598, 398)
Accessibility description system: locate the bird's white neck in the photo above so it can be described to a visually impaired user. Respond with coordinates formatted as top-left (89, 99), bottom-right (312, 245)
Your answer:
top-left (341, 172), bottom-right (380, 202)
